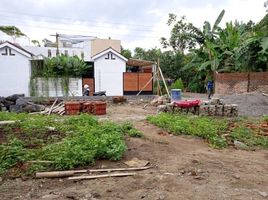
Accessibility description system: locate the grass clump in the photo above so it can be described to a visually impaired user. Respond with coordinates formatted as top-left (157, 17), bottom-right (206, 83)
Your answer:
top-left (120, 121), bottom-right (144, 138)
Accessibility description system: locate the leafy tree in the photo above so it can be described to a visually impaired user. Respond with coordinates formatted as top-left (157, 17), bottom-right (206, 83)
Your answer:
top-left (161, 15), bottom-right (201, 54)
top-left (0, 26), bottom-right (26, 37)
top-left (121, 46), bottom-right (132, 59)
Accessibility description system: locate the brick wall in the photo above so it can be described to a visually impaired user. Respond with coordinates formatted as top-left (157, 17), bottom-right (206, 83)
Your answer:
top-left (215, 72), bottom-right (268, 95)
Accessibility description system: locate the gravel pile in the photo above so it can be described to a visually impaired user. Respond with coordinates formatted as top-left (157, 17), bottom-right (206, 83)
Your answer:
top-left (222, 92), bottom-right (268, 117)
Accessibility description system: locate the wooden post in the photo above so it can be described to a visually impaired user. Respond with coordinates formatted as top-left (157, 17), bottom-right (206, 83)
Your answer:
top-left (157, 58), bottom-right (170, 98)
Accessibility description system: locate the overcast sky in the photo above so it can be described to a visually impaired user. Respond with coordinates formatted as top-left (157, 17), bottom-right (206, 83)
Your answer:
top-left (0, 0), bottom-right (266, 51)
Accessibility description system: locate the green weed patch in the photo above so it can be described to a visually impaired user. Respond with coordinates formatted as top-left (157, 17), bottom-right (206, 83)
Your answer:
top-left (0, 112), bottom-right (136, 176)
top-left (147, 113), bottom-right (268, 149)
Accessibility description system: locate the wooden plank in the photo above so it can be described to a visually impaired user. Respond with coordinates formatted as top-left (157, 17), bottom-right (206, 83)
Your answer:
top-left (68, 173), bottom-right (136, 180)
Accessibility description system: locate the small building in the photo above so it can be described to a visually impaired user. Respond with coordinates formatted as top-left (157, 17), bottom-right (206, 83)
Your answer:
top-left (92, 48), bottom-right (128, 96)
top-left (0, 42), bottom-right (32, 96)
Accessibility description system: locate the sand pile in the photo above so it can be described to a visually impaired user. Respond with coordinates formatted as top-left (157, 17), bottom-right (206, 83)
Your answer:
top-left (222, 92), bottom-right (268, 117)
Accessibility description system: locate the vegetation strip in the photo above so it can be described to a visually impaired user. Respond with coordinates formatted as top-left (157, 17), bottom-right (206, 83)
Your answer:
top-left (147, 113), bottom-right (268, 148)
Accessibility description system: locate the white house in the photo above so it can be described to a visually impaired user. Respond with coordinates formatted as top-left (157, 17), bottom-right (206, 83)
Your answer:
top-left (0, 42), bottom-right (32, 96)
top-left (92, 48), bottom-right (128, 96)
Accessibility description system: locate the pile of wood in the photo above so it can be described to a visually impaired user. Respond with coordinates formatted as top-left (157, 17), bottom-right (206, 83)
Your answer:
top-left (40, 99), bottom-right (65, 115)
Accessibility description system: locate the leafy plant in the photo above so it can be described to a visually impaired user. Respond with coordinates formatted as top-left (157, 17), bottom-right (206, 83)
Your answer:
top-left (170, 78), bottom-right (184, 90)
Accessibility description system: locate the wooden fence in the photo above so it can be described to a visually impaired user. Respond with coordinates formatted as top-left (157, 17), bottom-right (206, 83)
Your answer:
top-left (123, 73), bottom-right (153, 94)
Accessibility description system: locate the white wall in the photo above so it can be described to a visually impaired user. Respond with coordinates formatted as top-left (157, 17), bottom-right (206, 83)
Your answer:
top-left (34, 78), bottom-right (82, 97)
top-left (0, 47), bottom-right (31, 97)
top-left (94, 53), bottom-right (126, 96)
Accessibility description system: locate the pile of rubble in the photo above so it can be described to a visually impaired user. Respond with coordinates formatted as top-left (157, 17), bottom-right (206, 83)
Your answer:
top-left (0, 94), bottom-right (45, 113)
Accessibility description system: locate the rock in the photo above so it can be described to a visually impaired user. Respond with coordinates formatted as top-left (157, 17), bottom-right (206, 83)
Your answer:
top-left (5, 94), bottom-right (24, 102)
top-left (234, 140), bottom-right (248, 149)
top-left (16, 98), bottom-right (31, 106)
top-left (157, 105), bottom-right (167, 113)
top-left (259, 191), bottom-right (268, 197)
top-left (124, 157), bottom-right (149, 167)
top-left (0, 177), bottom-right (2, 182)
top-left (232, 174), bottom-right (240, 179)
top-left (41, 194), bottom-right (60, 199)
top-left (194, 176), bottom-right (205, 180)
top-left (9, 105), bottom-right (23, 113)
top-left (0, 103), bottom-right (7, 111)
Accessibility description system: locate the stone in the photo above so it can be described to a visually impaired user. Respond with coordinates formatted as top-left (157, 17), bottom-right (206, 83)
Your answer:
top-left (9, 105), bottom-right (23, 113)
top-left (157, 105), bottom-right (168, 113)
top-left (259, 192), bottom-right (268, 198)
top-left (234, 140), bottom-right (248, 149)
top-left (16, 98), bottom-right (31, 106)
top-left (41, 194), bottom-right (60, 199)
top-left (5, 94), bottom-right (25, 102)
top-left (232, 174), bottom-right (240, 179)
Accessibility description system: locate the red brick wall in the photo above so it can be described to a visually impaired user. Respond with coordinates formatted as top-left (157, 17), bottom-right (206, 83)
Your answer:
top-left (215, 72), bottom-right (268, 95)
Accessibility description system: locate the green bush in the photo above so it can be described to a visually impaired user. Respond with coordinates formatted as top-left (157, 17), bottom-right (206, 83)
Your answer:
top-left (170, 78), bottom-right (184, 90)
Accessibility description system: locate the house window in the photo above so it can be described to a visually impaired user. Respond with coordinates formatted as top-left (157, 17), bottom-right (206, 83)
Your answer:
top-left (48, 49), bottom-right (52, 57)
top-left (64, 50), bottom-right (68, 56)
top-left (1, 47), bottom-right (15, 56)
top-left (105, 53), bottom-right (116, 60)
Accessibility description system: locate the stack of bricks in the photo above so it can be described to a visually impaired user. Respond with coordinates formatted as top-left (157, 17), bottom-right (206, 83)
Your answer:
top-left (199, 98), bottom-right (238, 117)
top-left (65, 101), bottom-right (107, 115)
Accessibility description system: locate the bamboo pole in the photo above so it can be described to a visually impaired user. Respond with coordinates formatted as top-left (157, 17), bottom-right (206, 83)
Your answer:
top-left (36, 166), bottom-right (151, 178)
top-left (157, 58), bottom-right (170, 98)
top-left (68, 173), bottom-right (136, 180)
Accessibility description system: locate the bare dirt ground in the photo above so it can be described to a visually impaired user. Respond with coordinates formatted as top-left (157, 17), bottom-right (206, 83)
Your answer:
top-left (1, 102), bottom-right (268, 200)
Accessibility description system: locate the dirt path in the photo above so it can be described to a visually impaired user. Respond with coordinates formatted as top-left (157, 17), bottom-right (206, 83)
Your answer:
top-left (1, 103), bottom-right (268, 200)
